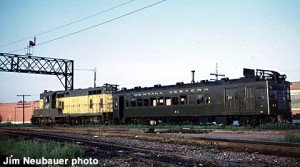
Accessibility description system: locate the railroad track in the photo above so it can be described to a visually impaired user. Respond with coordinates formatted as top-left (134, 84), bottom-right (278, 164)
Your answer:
top-left (1, 128), bottom-right (260, 167)
top-left (23, 126), bottom-right (300, 158)
top-left (0, 129), bottom-right (300, 166)
top-left (1, 129), bottom-right (188, 166)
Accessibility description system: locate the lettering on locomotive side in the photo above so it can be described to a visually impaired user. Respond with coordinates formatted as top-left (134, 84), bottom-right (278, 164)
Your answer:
top-left (133, 88), bottom-right (209, 97)
top-left (133, 92), bottom-right (164, 96)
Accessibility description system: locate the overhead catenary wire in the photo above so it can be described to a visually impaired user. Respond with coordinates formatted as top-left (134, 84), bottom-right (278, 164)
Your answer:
top-left (0, 0), bottom-right (136, 48)
top-left (7, 0), bottom-right (168, 54)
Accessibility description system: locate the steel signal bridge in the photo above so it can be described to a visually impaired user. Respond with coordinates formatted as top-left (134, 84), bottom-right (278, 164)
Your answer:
top-left (0, 53), bottom-right (74, 90)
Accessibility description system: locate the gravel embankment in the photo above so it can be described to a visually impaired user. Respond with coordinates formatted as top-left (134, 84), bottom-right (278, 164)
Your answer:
top-left (88, 134), bottom-right (299, 167)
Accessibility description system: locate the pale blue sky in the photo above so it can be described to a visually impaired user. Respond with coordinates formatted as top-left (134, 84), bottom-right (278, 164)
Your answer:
top-left (0, 0), bottom-right (300, 102)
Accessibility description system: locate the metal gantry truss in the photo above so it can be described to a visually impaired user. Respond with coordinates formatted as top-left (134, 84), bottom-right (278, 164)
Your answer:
top-left (0, 53), bottom-right (74, 90)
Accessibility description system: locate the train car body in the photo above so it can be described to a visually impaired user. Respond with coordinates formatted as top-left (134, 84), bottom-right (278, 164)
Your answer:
top-left (32, 84), bottom-right (117, 124)
top-left (113, 69), bottom-right (292, 125)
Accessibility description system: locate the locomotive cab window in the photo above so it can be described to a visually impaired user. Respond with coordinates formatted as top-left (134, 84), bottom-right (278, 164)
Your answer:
top-left (46, 96), bottom-right (50, 103)
top-left (89, 90), bottom-right (102, 95)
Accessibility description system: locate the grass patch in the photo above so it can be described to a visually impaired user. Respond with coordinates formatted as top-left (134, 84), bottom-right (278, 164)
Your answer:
top-left (0, 122), bottom-right (33, 127)
top-left (258, 123), bottom-right (300, 130)
top-left (282, 134), bottom-right (300, 143)
top-left (0, 135), bottom-right (84, 161)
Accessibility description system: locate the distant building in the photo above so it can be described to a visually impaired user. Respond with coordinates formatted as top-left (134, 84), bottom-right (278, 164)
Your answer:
top-left (291, 82), bottom-right (300, 118)
top-left (0, 101), bottom-right (39, 124)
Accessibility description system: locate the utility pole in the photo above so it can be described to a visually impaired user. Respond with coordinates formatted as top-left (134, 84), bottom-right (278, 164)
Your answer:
top-left (210, 63), bottom-right (225, 81)
top-left (17, 94), bottom-right (31, 124)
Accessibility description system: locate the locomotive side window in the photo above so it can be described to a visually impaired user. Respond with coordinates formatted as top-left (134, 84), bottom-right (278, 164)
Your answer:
top-left (157, 97), bottom-right (164, 106)
top-left (286, 87), bottom-right (290, 100)
top-left (150, 98), bottom-right (157, 106)
top-left (114, 99), bottom-right (118, 109)
top-left (100, 98), bottom-right (103, 108)
top-left (172, 97), bottom-right (179, 105)
top-left (125, 99), bottom-right (129, 107)
top-left (270, 90), bottom-right (277, 100)
top-left (256, 88), bottom-right (266, 99)
top-left (197, 94), bottom-right (205, 104)
top-left (165, 97), bottom-right (171, 106)
top-left (246, 87), bottom-right (255, 99)
top-left (130, 99), bottom-right (136, 107)
top-left (226, 88), bottom-right (238, 100)
top-left (188, 95), bottom-right (196, 104)
top-left (137, 98), bottom-right (143, 107)
top-left (197, 94), bottom-right (211, 104)
top-left (180, 95), bottom-right (187, 104)
top-left (143, 98), bottom-right (150, 106)
top-left (89, 99), bottom-right (93, 109)
top-left (205, 95), bottom-right (211, 104)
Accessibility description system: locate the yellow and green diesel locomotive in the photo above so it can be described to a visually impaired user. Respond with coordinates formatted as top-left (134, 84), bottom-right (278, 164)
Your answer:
top-left (32, 84), bottom-right (117, 124)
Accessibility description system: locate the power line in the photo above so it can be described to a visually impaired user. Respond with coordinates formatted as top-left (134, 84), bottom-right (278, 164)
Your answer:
top-left (0, 0), bottom-right (136, 48)
top-left (7, 0), bottom-right (167, 54)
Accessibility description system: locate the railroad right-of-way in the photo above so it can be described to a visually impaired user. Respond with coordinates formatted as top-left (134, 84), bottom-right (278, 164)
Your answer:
top-left (1, 127), bottom-right (299, 167)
